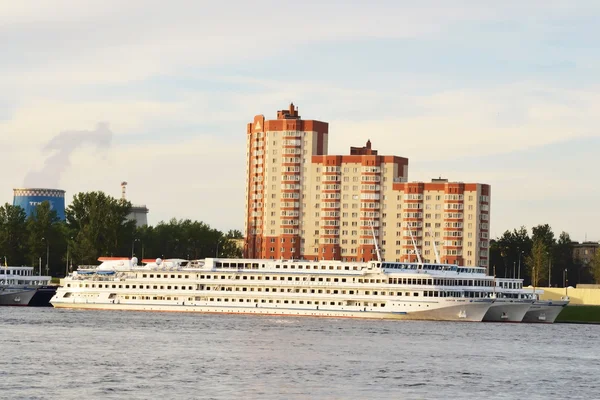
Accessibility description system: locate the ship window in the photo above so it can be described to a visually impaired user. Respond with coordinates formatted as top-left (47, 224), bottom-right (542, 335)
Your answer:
top-left (171, 275), bottom-right (175, 278)
top-left (150, 274), bottom-right (154, 278)
top-left (143, 274), bottom-right (147, 278)
top-left (413, 292), bottom-right (419, 296)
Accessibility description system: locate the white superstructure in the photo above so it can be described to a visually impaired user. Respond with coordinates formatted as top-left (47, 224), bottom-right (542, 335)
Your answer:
top-left (51, 257), bottom-right (501, 322)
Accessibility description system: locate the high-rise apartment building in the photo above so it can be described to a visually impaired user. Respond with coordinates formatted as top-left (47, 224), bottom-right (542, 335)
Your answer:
top-left (244, 104), bottom-right (491, 269)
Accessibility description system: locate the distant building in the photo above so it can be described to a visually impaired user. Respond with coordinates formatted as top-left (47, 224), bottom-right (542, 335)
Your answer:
top-left (572, 241), bottom-right (599, 265)
top-left (120, 182), bottom-right (149, 227)
top-left (13, 188), bottom-right (66, 220)
top-left (244, 103), bottom-right (491, 269)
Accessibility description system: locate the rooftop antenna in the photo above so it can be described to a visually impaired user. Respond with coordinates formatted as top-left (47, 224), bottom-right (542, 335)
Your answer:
top-left (406, 223), bottom-right (423, 265)
top-left (428, 228), bottom-right (441, 264)
top-left (370, 219), bottom-right (382, 262)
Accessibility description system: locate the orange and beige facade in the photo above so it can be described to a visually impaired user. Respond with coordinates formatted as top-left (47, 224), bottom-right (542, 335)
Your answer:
top-left (244, 104), bottom-right (491, 270)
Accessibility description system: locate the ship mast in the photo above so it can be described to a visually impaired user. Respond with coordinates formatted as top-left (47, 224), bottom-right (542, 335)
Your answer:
top-left (407, 224), bottom-right (423, 265)
top-left (429, 228), bottom-right (441, 264)
top-left (370, 219), bottom-right (382, 262)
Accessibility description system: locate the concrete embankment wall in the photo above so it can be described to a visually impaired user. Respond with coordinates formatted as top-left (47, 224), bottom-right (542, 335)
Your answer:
top-left (538, 287), bottom-right (600, 305)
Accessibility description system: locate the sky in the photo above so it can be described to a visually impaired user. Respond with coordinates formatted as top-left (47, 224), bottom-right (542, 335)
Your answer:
top-left (1, 0), bottom-right (599, 242)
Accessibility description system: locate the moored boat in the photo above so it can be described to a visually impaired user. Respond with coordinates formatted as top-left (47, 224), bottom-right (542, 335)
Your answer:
top-left (522, 299), bottom-right (569, 323)
top-left (51, 257), bottom-right (496, 322)
top-left (483, 278), bottom-right (534, 322)
top-left (0, 266), bottom-right (55, 306)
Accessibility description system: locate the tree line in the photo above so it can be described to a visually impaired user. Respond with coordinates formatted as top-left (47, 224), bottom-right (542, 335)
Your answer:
top-left (0, 191), bottom-right (242, 277)
top-left (490, 224), bottom-right (600, 287)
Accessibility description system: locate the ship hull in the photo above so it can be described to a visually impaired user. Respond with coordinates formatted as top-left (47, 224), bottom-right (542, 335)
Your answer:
top-left (522, 300), bottom-right (569, 323)
top-left (28, 286), bottom-right (58, 307)
top-left (51, 297), bottom-right (492, 322)
top-left (0, 288), bottom-right (37, 306)
top-left (482, 300), bottom-right (533, 322)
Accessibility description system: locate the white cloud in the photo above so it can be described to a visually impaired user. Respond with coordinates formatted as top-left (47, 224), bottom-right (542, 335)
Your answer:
top-left (327, 83), bottom-right (600, 161)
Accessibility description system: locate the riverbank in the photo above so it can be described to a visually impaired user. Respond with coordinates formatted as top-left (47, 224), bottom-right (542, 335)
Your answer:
top-left (556, 305), bottom-right (600, 324)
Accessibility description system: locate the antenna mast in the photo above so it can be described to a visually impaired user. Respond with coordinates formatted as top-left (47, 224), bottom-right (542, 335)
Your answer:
top-left (407, 223), bottom-right (423, 264)
top-left (370, 219), bottom-right (382, 262)
top-left (429, 228), bottom-right (441, 264)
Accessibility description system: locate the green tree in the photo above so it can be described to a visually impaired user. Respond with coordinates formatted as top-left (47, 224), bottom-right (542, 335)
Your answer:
top-left (220, 229), bottom-right (243, 258)
top-left (66, 192), bottom-right (135, 264)
top-left (591, 248), bottom-right (600, 284)
top-left (531, 224), bottom-right (556, 286)
top-left (26, 201), bottom-right (63, 275)
top-left (554, 231), bottom-right (573, 287)
top-left (492, 227), bottom-right (531, 280)
top-left (526, 238), bottom-right (549, 287)
top-left (0, 203), bottom-right (28, 266)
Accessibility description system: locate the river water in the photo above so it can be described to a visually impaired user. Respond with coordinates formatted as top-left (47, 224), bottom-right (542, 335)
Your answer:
top-left (0, 308), bottom-right (598, 400)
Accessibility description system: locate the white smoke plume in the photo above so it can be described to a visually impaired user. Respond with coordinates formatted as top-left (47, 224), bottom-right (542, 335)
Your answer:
top-left (23, 122), bottom-right (113, 188)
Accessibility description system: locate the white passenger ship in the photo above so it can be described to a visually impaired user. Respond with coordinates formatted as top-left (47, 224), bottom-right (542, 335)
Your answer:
top-left (51, 257), bottom-right (500, 322)
top-left (483, 278), bottom-right (568, 323)
top-left (484, 278), bottom-right (535, 322)
top-left (1, 266), bottom-right (54, 306)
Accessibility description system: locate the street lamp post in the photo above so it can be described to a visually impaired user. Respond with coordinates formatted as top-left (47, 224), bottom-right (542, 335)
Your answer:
top-left (65, 236), bottom-right (74, 277)
top-left (42, 237), bottom-right (49, 276)
top-left (548, 257), bottom-right (552, 287)
top-left (513, 261), bottom-right (516, 279)
top-left (132, 238), bottom-right (140, 258)
top-left (517, 249), bottom-right (523, 280)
